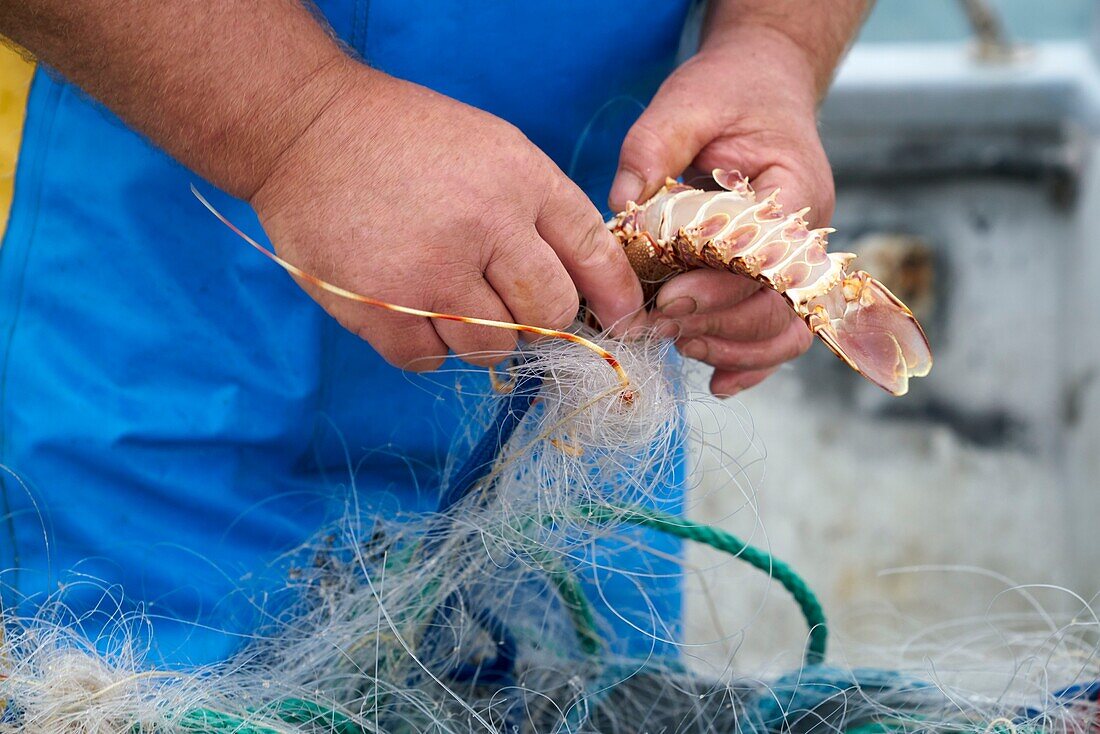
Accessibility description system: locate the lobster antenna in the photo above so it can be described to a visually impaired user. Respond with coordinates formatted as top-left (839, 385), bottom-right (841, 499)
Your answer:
top-left (191, 185), bottom-right (632, 393)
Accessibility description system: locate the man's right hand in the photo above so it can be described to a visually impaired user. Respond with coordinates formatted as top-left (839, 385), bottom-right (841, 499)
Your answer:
top-left (249, 64), bottom-right (643, 371)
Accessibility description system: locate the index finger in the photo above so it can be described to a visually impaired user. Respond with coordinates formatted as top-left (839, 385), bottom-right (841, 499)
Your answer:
top-left (535, 176), bottom-right (644, 333)
top-left (655, 269), bottom-right (761, 316)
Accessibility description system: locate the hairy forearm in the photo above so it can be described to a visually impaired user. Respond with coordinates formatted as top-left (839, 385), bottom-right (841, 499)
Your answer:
top-left (0, 0), bottom-right (363, 198)
top-left (702, 0), bottom-right (873, 101)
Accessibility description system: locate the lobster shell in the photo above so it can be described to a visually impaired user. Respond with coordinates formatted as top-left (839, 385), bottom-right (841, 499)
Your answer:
top-left (608, 169), bottom-right (932, 396)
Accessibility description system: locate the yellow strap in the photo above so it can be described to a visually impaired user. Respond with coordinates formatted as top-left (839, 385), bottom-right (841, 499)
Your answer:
top-left (0, 41), bottom-right (35, 246)
top-left (0, 44), bottom-right (33, 708)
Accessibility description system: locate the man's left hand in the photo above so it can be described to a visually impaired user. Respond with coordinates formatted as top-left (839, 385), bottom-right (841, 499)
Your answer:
top-left (609, 33), bottom-right (834, 397)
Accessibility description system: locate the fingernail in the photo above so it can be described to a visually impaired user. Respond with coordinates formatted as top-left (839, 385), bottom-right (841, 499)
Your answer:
top-left (658, 296), bottom-right (696, 318)
top-left (679, 339), bottom-right (707, 361)
top-left (609, 169), bottom-right (645, 210)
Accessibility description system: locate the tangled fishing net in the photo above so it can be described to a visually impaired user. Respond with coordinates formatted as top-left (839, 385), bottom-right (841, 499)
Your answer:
top-left (1, 328), bottom-right (1098, 733)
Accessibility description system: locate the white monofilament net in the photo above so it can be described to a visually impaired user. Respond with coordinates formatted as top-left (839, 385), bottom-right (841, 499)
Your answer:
top-left (0, 327), bottom-right (1097, 733)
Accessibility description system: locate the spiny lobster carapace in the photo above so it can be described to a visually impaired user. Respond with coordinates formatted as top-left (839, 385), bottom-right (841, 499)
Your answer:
top-left (608, 169), bottom-right (932, 396)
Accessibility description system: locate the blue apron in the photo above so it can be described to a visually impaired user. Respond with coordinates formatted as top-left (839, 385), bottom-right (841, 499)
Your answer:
top-left (0, 1), bottom-right (691, 666)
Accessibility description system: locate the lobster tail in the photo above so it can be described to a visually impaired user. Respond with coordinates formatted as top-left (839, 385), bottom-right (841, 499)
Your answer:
top-left (803, 272), bottom-right (932, 395)
top-left (608, 169), bottom-right (932, 396)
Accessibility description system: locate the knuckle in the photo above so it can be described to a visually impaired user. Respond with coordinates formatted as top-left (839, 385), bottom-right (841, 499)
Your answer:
top-left (571, 217), bottom-right (615, 271)
top-left (427, 268), bottom-right (487, 315)
top-left (702, 309), bottom-right (727, 337)
top-left (757, 297), bottom-right (795, 341)
top-left (467, 199), bottom-right (523, 246)
top-left (541, 284), bottom-right (581, 330)
top-left (705, 293), bottom-right (797, 343)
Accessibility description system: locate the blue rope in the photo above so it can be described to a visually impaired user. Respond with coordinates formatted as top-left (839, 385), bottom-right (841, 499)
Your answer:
top-left (418, 368), bottom-right (542, 728)
top-left (442, 604), bottom-right (520, 685)
top-left (1017, 679), bottom-right (1100, 722)
top-left (437, 371), bottom-right (544, 513)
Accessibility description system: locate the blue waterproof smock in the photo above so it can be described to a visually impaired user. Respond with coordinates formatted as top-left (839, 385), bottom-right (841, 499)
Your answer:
top-left (0, 1), bottom-right (692, 665)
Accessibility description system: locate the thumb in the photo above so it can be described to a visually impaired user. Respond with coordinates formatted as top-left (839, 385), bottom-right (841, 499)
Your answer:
top-left (608, 86), bottom-right (713, 212)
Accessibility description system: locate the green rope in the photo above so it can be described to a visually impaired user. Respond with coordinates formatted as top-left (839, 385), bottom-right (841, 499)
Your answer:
top-left (163, 697), bottom-right (364, 734)
top-left (265, 698), bottom-right (363, 734)
top-left (537, 549), bottom-right (605, 656)
top-left (844, 721), bottom-right (914, 734)
top-left (575, 502), bottom-right (828, 665)
top-left (173, 708), bottom-right (268, 733)
top-left (505, 518), bottom-right (604, 656)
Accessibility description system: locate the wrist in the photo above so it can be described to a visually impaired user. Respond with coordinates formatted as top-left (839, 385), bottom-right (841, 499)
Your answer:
top-left (688, 30), bottom-right (819, 122)
top-left (699, 1), bottom-right (868, 104)
top-left (246, 61), bottom-right (408, 217)
top-left (701, 25), bottom-right (825, 105)
top-left (214, 51), bottom-right (366, 201)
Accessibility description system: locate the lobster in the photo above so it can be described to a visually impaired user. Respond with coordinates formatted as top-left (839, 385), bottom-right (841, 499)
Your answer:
top-left (608, 169), bottom-right (932, 396)
top-left (195, 169), bottom-right (930, 398)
